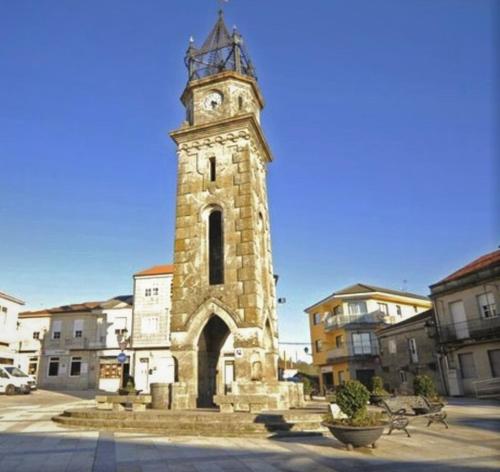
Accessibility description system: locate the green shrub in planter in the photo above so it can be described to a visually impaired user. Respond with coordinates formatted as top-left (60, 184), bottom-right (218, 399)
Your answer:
top-left (324, 380), bottom-right (384, 427)
top-left (413, 375), bottom-right (437, 399)
top-left (336, 380), bottom-right (369, 423)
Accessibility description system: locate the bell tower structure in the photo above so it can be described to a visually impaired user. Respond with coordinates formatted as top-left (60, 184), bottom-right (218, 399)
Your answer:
top-left (169, 12), bottom-right (302, 411)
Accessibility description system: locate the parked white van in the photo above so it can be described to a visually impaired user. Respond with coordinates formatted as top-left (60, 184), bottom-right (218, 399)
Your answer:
top-left (0, 365), bottom-right (31, 395)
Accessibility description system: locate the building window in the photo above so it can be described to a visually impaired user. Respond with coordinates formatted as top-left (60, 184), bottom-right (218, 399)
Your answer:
top-left (388, 339), bottom-right (397, 354)
top-left (488, 349), bottom-right (500, 378)
top-left (333, 305), bottom-right (343, 316)
top-left (73, 320), bottom-right (83, 338)
top-left (477, 292), bottom-right (497, 319)
top-left (413, 305), bottom-right (418, 313)
top-left (145, 288), bottom-right (152, 297)
top-left (315, 340), bottom-right (323, 352)
top-left (399, 370), bottom-right (407, 383)
top-left (335, 335), bottom-right (344, 348)
top-left (48, 357), bottom-right (60, 377)
top-left (238, 96), bottom-right (243, 110)
top-left (348, 301), bottom-right (367, 316)
top-left (352, 333), bottom-right (372, 355)
top-left (33, 332), bottom-right (40, 340)
top-left (142, 316), bottom-right (159, 334)
top-left (209, 157), bottom-right (216, 182)
top-left (28, 357), bottom-right (38, 376)
top-left (208, 209), bottom-right (224, 285)
top-left (378, 303), bottom-right (388, 315)
top-left (459, 353), bottom-right (477, 379)
top-left (70, 357), bottom-right (82, 376)
top-left (396, 305), bottom-right (402, 317)
top-left (153, 287), bottom-right (159, 296)
top-left (408, 338), bottom-right (418, 363)
top-left (52, 320), bottom-right (61, 340)
top-left (338, 370), bottom-right (345, 385)
top-left (313, 313), bottom-right (322, 325)
top-left (1, 306), bottom-right (7, 313)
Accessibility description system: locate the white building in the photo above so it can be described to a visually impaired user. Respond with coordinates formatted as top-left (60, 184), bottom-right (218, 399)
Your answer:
top-left (14, 264), bottom-right (176, 392)
top-left (96, 296), bottom-right (133, 392)
top-left (0, 291), bottom-right (25, 365)
top-left (131, 265), bottom-right (175, 393)
top-left (17, 309), bottom-right (51, 379)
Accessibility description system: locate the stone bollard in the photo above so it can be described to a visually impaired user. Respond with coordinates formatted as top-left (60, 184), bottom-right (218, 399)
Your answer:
top-left (150, 383), bottom-right (170, 410)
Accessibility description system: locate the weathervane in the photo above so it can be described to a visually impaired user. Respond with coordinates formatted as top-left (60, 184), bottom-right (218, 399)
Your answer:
top-left (218, 0), bottom-right (230, 11)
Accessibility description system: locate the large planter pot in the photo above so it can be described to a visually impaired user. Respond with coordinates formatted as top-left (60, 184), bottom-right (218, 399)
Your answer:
top-left (322, 422), bottom-right (386, 450)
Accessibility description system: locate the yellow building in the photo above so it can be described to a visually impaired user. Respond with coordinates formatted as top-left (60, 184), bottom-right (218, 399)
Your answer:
top-left (305, 284), bottom-right (431, 393)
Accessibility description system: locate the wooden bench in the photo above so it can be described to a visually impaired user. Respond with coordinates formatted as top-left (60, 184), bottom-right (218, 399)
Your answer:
top-left (380, 395), bottom-right (448, 437)
top-left (96, 395), bottom-right (152, 412)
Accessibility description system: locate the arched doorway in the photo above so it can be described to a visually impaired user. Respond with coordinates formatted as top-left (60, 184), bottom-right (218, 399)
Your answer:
top-left (197, 315), bottom-right (231, 408)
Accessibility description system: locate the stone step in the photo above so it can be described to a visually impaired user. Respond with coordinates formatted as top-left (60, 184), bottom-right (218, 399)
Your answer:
top-left (59, 408), bottom-right (325, 424)
top-left (52, 407), bottom-right (328, 437)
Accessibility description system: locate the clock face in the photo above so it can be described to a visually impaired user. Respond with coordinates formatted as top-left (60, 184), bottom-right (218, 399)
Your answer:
top-left (204, 91), bottom-right (223, 111)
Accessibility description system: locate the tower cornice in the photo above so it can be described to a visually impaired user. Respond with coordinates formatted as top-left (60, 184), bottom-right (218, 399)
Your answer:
top-left (170, 112), bottom-right (273, 162)
top-left (180, 71), bottom-right (265, 110)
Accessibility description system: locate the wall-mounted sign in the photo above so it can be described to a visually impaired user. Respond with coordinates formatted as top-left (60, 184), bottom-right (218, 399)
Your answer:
top-left (117, 352), bottom-right (127, 364)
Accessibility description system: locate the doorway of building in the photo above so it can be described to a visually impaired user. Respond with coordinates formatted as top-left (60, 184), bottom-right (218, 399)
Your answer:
top-left (355, 369), bottom-right (375, 390)
top-left (197, 315), bottom-right (231, 408)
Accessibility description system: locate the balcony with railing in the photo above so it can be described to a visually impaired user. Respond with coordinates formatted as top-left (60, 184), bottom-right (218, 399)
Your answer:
top-left (326, 340), bottom-right (379, 362)
top-left (324, 311), bottom-right (387, 331)
top-left (64, 337), bottom-right (90, 349)
top-left (326, 345), bottom-right (348, 361)
top-left (438, 314), bottom-right (500, 344)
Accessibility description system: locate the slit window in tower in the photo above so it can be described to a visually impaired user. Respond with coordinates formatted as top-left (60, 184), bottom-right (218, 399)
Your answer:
top-left (209, 157), bottom-right (216, 182)
top-left (209, 210), bottom-right (224, 284)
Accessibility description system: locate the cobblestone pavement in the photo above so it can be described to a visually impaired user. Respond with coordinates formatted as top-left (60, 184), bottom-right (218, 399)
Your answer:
top-left (0, 390), bottom-right (499, 472)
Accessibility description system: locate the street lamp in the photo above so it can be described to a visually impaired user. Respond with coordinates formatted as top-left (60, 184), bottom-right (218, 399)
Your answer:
top-left (116, 330), bottom-right (130, 352)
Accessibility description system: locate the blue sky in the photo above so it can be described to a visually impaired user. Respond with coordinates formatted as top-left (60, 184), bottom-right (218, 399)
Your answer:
top-left (0, 1), bottom-right (498, 350)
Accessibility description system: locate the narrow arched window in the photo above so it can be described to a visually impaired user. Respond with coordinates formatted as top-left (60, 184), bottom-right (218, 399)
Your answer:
top-left (209, 210), bottom-right (224, 284)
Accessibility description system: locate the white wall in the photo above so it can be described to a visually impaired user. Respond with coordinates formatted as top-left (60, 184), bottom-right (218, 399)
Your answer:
top-left (132, 274), bottom-right (173, 348)
top-left (102, 307), bottom-right (133, 349)
top-left (0, 294), bottom-right (24, 348)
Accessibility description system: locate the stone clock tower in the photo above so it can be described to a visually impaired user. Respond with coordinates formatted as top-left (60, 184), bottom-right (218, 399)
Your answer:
top-left (169, 11), bottom-right (303, 411)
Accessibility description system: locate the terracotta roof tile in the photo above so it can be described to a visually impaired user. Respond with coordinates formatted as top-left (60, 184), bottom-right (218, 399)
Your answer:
top-left (20, 300), bottom-right (104, 317)
top-left (134, 264), bottom-right (174, 277)
top-left (438, 249), bottom-right (500, 284)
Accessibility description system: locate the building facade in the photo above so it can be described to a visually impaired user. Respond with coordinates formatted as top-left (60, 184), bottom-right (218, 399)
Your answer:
top-left (430, 249), bottom-right (500, 397)
top-left (17, 309), bottom-right (51, 379)
top-left (19, 297), bottom-right (134, 391)
top-left (305, 284), bottom-right (431, 393)
top-left (377, 309), bottom-right (444, 394)
top-left (131, 265), bottom-right (175, 393)
top-left (0, 291), bottom-right (25, 365)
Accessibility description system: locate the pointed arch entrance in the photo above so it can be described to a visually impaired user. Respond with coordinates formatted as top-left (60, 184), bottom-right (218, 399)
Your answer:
top-left (197, 315), bottom-right (232, 408)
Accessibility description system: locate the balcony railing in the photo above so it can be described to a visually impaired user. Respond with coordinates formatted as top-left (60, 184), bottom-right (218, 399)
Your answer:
top-left (326, 341), bottom-right (379, 361)
top-left (64, 337), bottom-right (90, 349)
top-left (326, 345), bottom-right (348, 360)
top-left (438, 315), bottom-right (500, 343)
top-left (324, 311), bottom-right (387, 331)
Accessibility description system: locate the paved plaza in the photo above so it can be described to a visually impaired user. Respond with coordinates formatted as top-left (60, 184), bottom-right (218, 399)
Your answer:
top-left (0, 390), bottom-right (499, 472)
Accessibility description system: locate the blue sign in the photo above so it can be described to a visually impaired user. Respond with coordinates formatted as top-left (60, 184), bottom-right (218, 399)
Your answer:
top-left (117, 352), bottom-right (127, 364)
